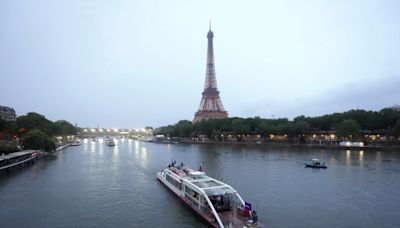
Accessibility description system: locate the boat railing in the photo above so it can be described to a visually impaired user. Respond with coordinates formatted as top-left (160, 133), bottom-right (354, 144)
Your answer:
top-left (0, 153), bottom-right (36, 171)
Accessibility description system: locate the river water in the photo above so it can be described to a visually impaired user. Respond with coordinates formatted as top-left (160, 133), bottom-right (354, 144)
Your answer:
top-left (1, 139), bottom-right (399, 228)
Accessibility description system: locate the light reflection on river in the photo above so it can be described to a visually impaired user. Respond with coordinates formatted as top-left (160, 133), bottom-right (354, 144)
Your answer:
top-left (1, 139), bottom-right (400, 228)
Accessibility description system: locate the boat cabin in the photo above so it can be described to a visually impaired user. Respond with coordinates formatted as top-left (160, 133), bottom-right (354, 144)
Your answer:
top-left (311, 159), bottom-right (321, 165)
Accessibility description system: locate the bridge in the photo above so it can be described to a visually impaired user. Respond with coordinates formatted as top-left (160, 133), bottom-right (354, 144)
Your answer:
top-left (78, 128), bottom-right (153, 138)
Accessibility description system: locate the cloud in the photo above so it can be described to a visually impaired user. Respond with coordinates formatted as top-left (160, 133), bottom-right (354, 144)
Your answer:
top-left (235, 75), bottom-right (400, 119)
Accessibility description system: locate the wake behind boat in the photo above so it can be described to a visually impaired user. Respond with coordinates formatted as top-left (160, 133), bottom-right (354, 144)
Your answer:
top-left (157, 161), bottom-right (265, 228)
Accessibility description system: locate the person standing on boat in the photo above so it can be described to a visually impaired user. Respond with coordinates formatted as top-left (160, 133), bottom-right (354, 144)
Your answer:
top-left (252, 210), bottom-right (258, 223)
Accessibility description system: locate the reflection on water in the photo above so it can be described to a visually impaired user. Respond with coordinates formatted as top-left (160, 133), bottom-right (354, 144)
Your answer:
top-left (99, 141), bottom-right (104, 156)
top-left (134, 140), bottom-right (139, 152)
top-left (139, 146), bottom-right (148, 167)
top-left (359, 150), bottom-right (364, 168)
top-left (0, 141), bottom-right (399, 228)
top-left (346, 149), bottom-right (351, 165)
top-left (113, 145), bottom-right (119, 160)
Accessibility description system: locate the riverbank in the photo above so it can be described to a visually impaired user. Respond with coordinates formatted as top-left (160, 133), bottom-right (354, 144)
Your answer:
top-left (0, 143), bottom-right (72, 174)
top-left (178, 140), bottom-right (400, 151)
top-left (55, 143), bottom-right (71, 151)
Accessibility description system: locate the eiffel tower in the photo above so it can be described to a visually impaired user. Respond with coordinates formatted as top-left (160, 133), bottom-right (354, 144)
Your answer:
top-left (193, 25), bottom-right (228, 123)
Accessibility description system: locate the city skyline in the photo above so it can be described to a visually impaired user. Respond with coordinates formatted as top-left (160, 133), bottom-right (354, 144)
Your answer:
top-left (1, 0), bottom-right (400, 128)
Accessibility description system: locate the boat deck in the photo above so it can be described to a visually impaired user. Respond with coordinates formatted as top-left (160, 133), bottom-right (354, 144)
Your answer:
top-left (218, 209), bottom-right (263, 227)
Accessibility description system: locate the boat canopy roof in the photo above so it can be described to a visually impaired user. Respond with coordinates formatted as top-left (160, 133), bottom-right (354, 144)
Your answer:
top-left (165, 167), bottom-right (238, 196)
top-left (188, 177), bottom-right (237, 196)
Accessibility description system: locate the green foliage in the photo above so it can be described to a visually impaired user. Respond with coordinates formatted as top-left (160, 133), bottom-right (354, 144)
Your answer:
top-left (22, 129), bottom-right (56, 152)
top-left (257, 121), bottom-right (271, 136)
top-left (145, 126), bottom-right (154, 131)
top-left (16, 112), bottom-right (76, 137)
top-left (232, 119), bottom-right (250, 135)
top-left (293, 120), bottom-right (310, 136)
top-left (156, 108), bottom-right (400, 139)
top-left (53, 120), bottom-right (77, 136)
top-left (155, 125), bottom-right (175, 136)
top-left (391, 118), bottom-right (400, 138)
top-left (0, 141), bottom-right (20, 155)
top-left (17, 112), bottom-right (55, 136)
top-left (173, 120), bottom-right (193, 137)
top-left (0, 119), bottom-right (16, 140)
top-left (337, 119), bottom-right (361, 139)
top-left (195, 119), bottom-right (216, 138)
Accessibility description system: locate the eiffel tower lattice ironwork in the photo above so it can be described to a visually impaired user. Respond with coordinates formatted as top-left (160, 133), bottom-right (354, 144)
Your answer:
top-left (193, 25), bottom-right (228, 123)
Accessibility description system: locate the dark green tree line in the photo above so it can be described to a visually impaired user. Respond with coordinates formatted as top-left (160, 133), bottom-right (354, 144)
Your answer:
top-left (155, 108), bottom-right (400, 140)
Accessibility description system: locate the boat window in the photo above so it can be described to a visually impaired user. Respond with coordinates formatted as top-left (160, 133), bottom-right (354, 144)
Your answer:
top-left (166, 174), bottom-right (182, 190)
top-left (184, 187), bottom-right (200, 206)
top-left (209, 194), bottom-right (233, 213)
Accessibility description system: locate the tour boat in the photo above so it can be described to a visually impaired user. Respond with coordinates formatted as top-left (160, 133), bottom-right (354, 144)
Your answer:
top-left (105, 139), bottom-right (115, 146)
top-left (304, 159), bottom-right (327, 169)
top-left (157, 162), bottom-right (265, 228)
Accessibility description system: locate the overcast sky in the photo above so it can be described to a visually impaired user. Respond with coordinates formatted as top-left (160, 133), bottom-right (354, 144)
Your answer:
top-left (1, 0), bottom-right (399, 128)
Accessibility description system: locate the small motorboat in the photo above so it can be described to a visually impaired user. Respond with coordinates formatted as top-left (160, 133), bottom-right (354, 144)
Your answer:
top-left (106, 139), bottom-right (115, 146)
top-left (305, 159), bottom-right (327, 169)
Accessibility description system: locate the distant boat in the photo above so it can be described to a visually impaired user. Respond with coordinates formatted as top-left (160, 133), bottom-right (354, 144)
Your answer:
top-left (70, 140), bottom-right (81, 146)
top-left (106, 139), bottom-right (115, 146)
top-left (305, 159), bottom-right (327, 169)
top-left (339, 141), bottom-right (364, 147)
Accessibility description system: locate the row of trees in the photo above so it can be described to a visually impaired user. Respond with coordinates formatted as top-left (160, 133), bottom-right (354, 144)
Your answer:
top-left (155, 108), bottom-right (400, 140)
top-left (0, 112), bottom-right (77, 153)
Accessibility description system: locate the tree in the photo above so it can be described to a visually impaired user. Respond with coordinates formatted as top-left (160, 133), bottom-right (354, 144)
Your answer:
top-left (232, 119), bottom-right (250, 135)
top-left (337, 119), bottom-right (361, 140)
top-left (154, 125), bottom-right (175, 136)
top-left (293, 120), bottom-right (310, 136)
top-left (194, 119), bottom-right (216, 138)
top-left (391, 118), bottom-right (400, 139)
top-left (257, 121), bottom-right (271, 137)
top-left (16, 112), bottom-right (55, 136)
top-left (293, 120), bottom-right (310, 143)
top-left (0, 119), bottom-right (16, 140)
top-left (0, 141), bottom-right (19, 155)
top-left (53, 120), bottom-right (77, 136)
top-left (22, 129), bottom-right (56, 152)
top-left (173, 120), bottom-right (193, 137)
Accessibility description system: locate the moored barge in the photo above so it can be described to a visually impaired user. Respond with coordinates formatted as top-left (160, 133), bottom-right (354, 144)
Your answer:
top-left (0, 150), bottom-right (38, 172)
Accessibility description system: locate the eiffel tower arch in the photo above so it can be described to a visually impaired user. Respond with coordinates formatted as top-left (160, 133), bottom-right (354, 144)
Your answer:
top-left (193, 25), bottom-right (228, 123)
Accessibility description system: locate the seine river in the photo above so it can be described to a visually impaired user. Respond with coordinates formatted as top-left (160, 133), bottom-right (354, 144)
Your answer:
top-left (1, 139), bottom-right (399, 228)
